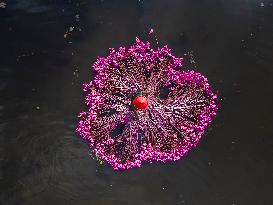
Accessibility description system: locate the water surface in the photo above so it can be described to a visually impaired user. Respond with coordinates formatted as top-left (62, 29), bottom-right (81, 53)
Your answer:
top-left (1, 0), bottom-right (273, 204)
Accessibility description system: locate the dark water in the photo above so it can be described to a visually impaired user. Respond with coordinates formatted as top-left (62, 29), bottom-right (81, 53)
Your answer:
top-left (1, 0), bottom-right (273, 204)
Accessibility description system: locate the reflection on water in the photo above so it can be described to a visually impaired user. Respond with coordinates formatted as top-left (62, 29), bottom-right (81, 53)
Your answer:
top-left (1, 0), bottom-right (273, 204)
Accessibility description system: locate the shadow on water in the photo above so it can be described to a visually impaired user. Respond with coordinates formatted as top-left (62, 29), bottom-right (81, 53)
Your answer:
top-left (1, 0), bottom-right (273, 205)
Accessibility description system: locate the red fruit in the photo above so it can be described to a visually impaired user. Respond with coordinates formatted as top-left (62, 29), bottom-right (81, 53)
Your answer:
top-left (133, 96), bottom-right (149, 110)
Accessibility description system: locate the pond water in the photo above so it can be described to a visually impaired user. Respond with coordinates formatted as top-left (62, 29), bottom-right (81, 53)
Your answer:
top-left (0, 0), bottom-right (273, 204)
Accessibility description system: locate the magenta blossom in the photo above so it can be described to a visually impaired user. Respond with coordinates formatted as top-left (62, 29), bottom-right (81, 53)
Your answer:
top-left (76, 38), bottom-right (218, 170)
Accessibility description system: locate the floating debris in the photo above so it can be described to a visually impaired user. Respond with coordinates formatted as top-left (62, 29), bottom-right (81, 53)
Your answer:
top-left (69, 26), bottom-right (74, 32)
top-left (16, 52), bottom-right (35, 61)
top-left (64, 26), bottom-right (75, 40)
top-left (0, 2), bottom-right (6, 9)
top-left (75, 14), bottom-right (80, 22)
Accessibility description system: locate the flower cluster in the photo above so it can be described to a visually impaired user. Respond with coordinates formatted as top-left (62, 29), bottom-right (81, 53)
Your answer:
top-left (76, 38), bottom-right (218, 170)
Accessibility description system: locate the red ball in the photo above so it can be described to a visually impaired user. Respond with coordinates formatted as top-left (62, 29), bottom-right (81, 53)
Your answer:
top-left (133, 96), bottom-right (149, 110)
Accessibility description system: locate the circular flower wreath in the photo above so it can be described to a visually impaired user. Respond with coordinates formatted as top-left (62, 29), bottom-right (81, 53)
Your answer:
top-left (76, 38), bottom-right (217, 170)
